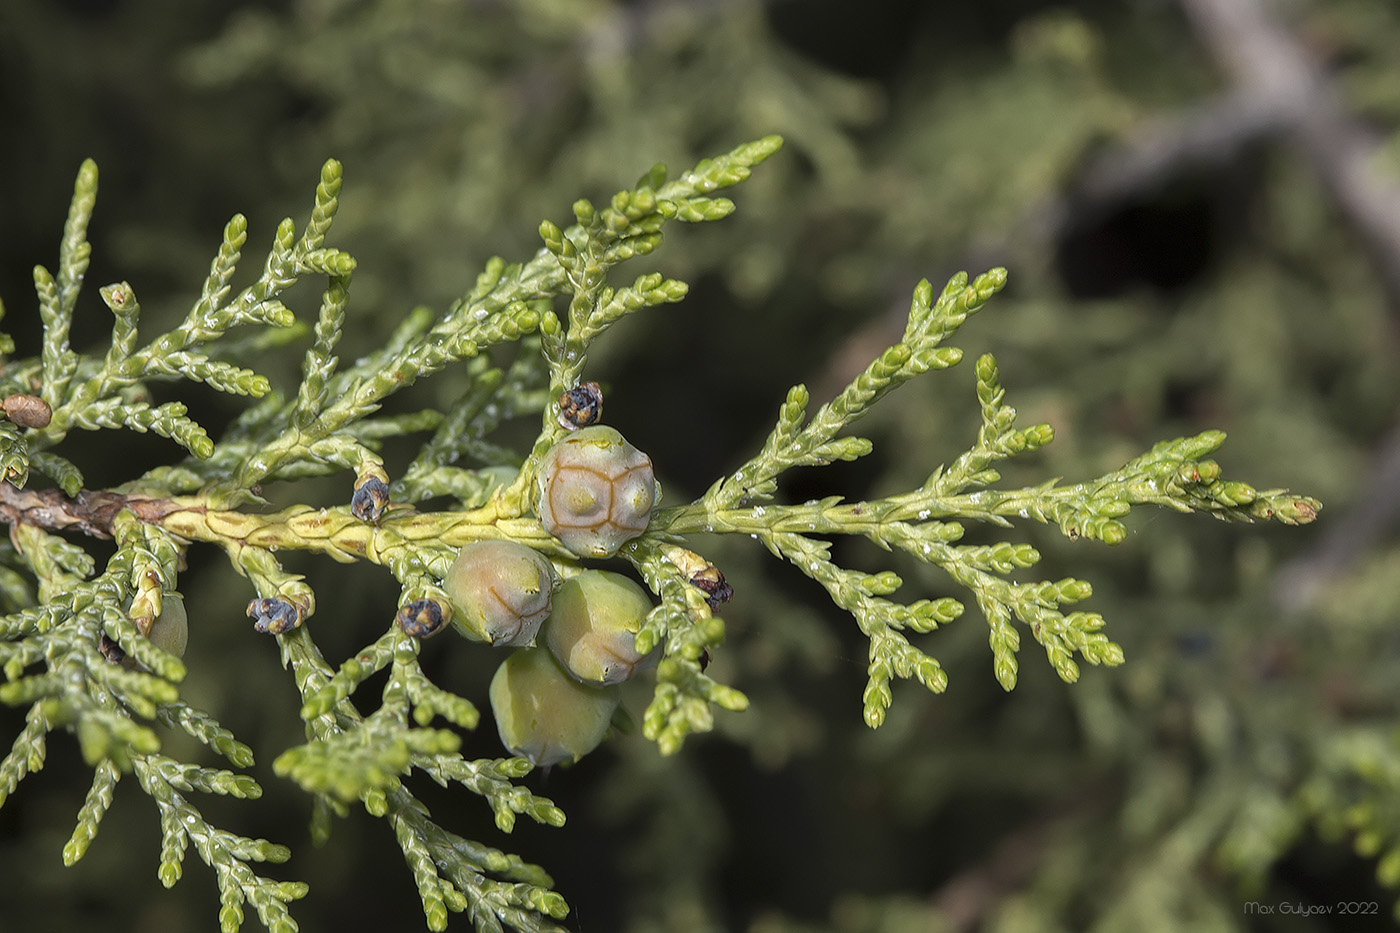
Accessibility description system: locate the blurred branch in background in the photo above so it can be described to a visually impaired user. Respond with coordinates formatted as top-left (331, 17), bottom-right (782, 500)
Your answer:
top-left (1179, 0), bottom-right (1400, 305)
top-left (812, 0), bottom-right (1400, 623)
top-left (1, 1), bottom-right (1396, 931)
top-left (1177, 0), bottom-right (1400, 609)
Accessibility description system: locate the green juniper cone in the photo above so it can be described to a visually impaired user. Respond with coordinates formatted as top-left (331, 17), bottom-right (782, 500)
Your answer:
top-left (535, 424), bottom-right (657, 558)
top-left (145, 591), bottom-right (188, 660)
top-left (543, 570), bottom-right (656, 686)
top-left (0, 136), bottom-right (1321, 933)
top-left (489, 646), bottom-right (621, 768)
top-left (443, 540), bottom-right (556, 646)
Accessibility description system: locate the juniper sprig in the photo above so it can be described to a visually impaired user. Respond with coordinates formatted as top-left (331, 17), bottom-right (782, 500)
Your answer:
top-left (0, 136), bottom-right (1317, 932)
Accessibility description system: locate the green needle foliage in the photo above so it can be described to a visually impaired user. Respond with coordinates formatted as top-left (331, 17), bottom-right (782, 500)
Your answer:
top-left (0, 136), bottom-right (1318, 932)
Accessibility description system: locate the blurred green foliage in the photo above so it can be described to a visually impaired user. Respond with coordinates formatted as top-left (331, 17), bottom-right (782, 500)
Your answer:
top-left (1, 0), bottom-right (1397, 931)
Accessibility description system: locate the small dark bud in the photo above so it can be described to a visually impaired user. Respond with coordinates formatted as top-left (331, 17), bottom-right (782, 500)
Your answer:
top-left (2, 394), bottom-right (52, 429)
top-left (396, 599), bottom-right (448, 638)
top-left (247, 597), bottom-right (302, 635)
top-left (556, 381), bottom-right (604, 429)
top-left (98, 634), bottom-right (126, 664)
top-left (689, 566), bottom-right (733, 609)
top-left (351, 477), bottom-right (390, 522)
top-left (664, 546), bottom-right (733, 610)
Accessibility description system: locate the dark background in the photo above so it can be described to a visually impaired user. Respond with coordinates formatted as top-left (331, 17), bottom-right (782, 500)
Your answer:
top-left (2, 1), bottom-right (1398, 931)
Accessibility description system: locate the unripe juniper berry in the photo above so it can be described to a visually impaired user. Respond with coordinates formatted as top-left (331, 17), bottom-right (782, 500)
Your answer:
top-left (443, 540), bottom-right (556, 646)
top-left (537, 426), bottom-right (656, 558)
top-left (544, 570), bottom-right (655, 686)
top-left (489, 647), bottom-right (619, 767)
